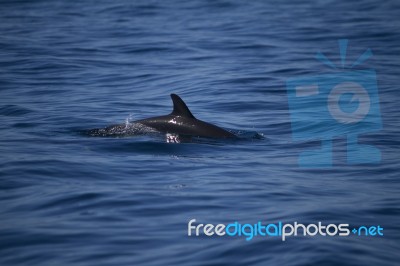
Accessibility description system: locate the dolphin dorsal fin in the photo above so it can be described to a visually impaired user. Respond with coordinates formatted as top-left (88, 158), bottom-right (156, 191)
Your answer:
top-left (170, 94), bottom-right (195, 119)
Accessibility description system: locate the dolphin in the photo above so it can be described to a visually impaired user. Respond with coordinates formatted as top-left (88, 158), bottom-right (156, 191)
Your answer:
top-left (87, 94), bottom-right (236, 139)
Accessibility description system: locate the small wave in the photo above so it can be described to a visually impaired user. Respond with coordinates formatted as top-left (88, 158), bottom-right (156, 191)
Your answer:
top-left (230, 129), bottom-right (265, 140)
top-left (0, 105), bottom-right (32, 117)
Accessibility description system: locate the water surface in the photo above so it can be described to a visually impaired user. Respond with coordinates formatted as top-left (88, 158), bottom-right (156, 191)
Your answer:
top-left (1, 0), bottom-right (399, 265)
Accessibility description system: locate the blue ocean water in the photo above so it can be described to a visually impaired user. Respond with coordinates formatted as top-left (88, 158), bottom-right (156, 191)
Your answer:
top-left (1, 0), bottom-right (399, 265)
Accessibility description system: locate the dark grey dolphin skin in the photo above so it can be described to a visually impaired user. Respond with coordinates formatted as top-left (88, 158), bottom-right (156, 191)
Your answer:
top-left (89, 94), bottom-right (236, 138)
top-left (135, 94), bottom-right (235, 138)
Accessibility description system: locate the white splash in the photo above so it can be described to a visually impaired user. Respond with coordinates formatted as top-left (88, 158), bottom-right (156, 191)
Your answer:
top-left (125, 113), bottom-right (134, 129)
top-left (166, 133), bottom-right (180, 143)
